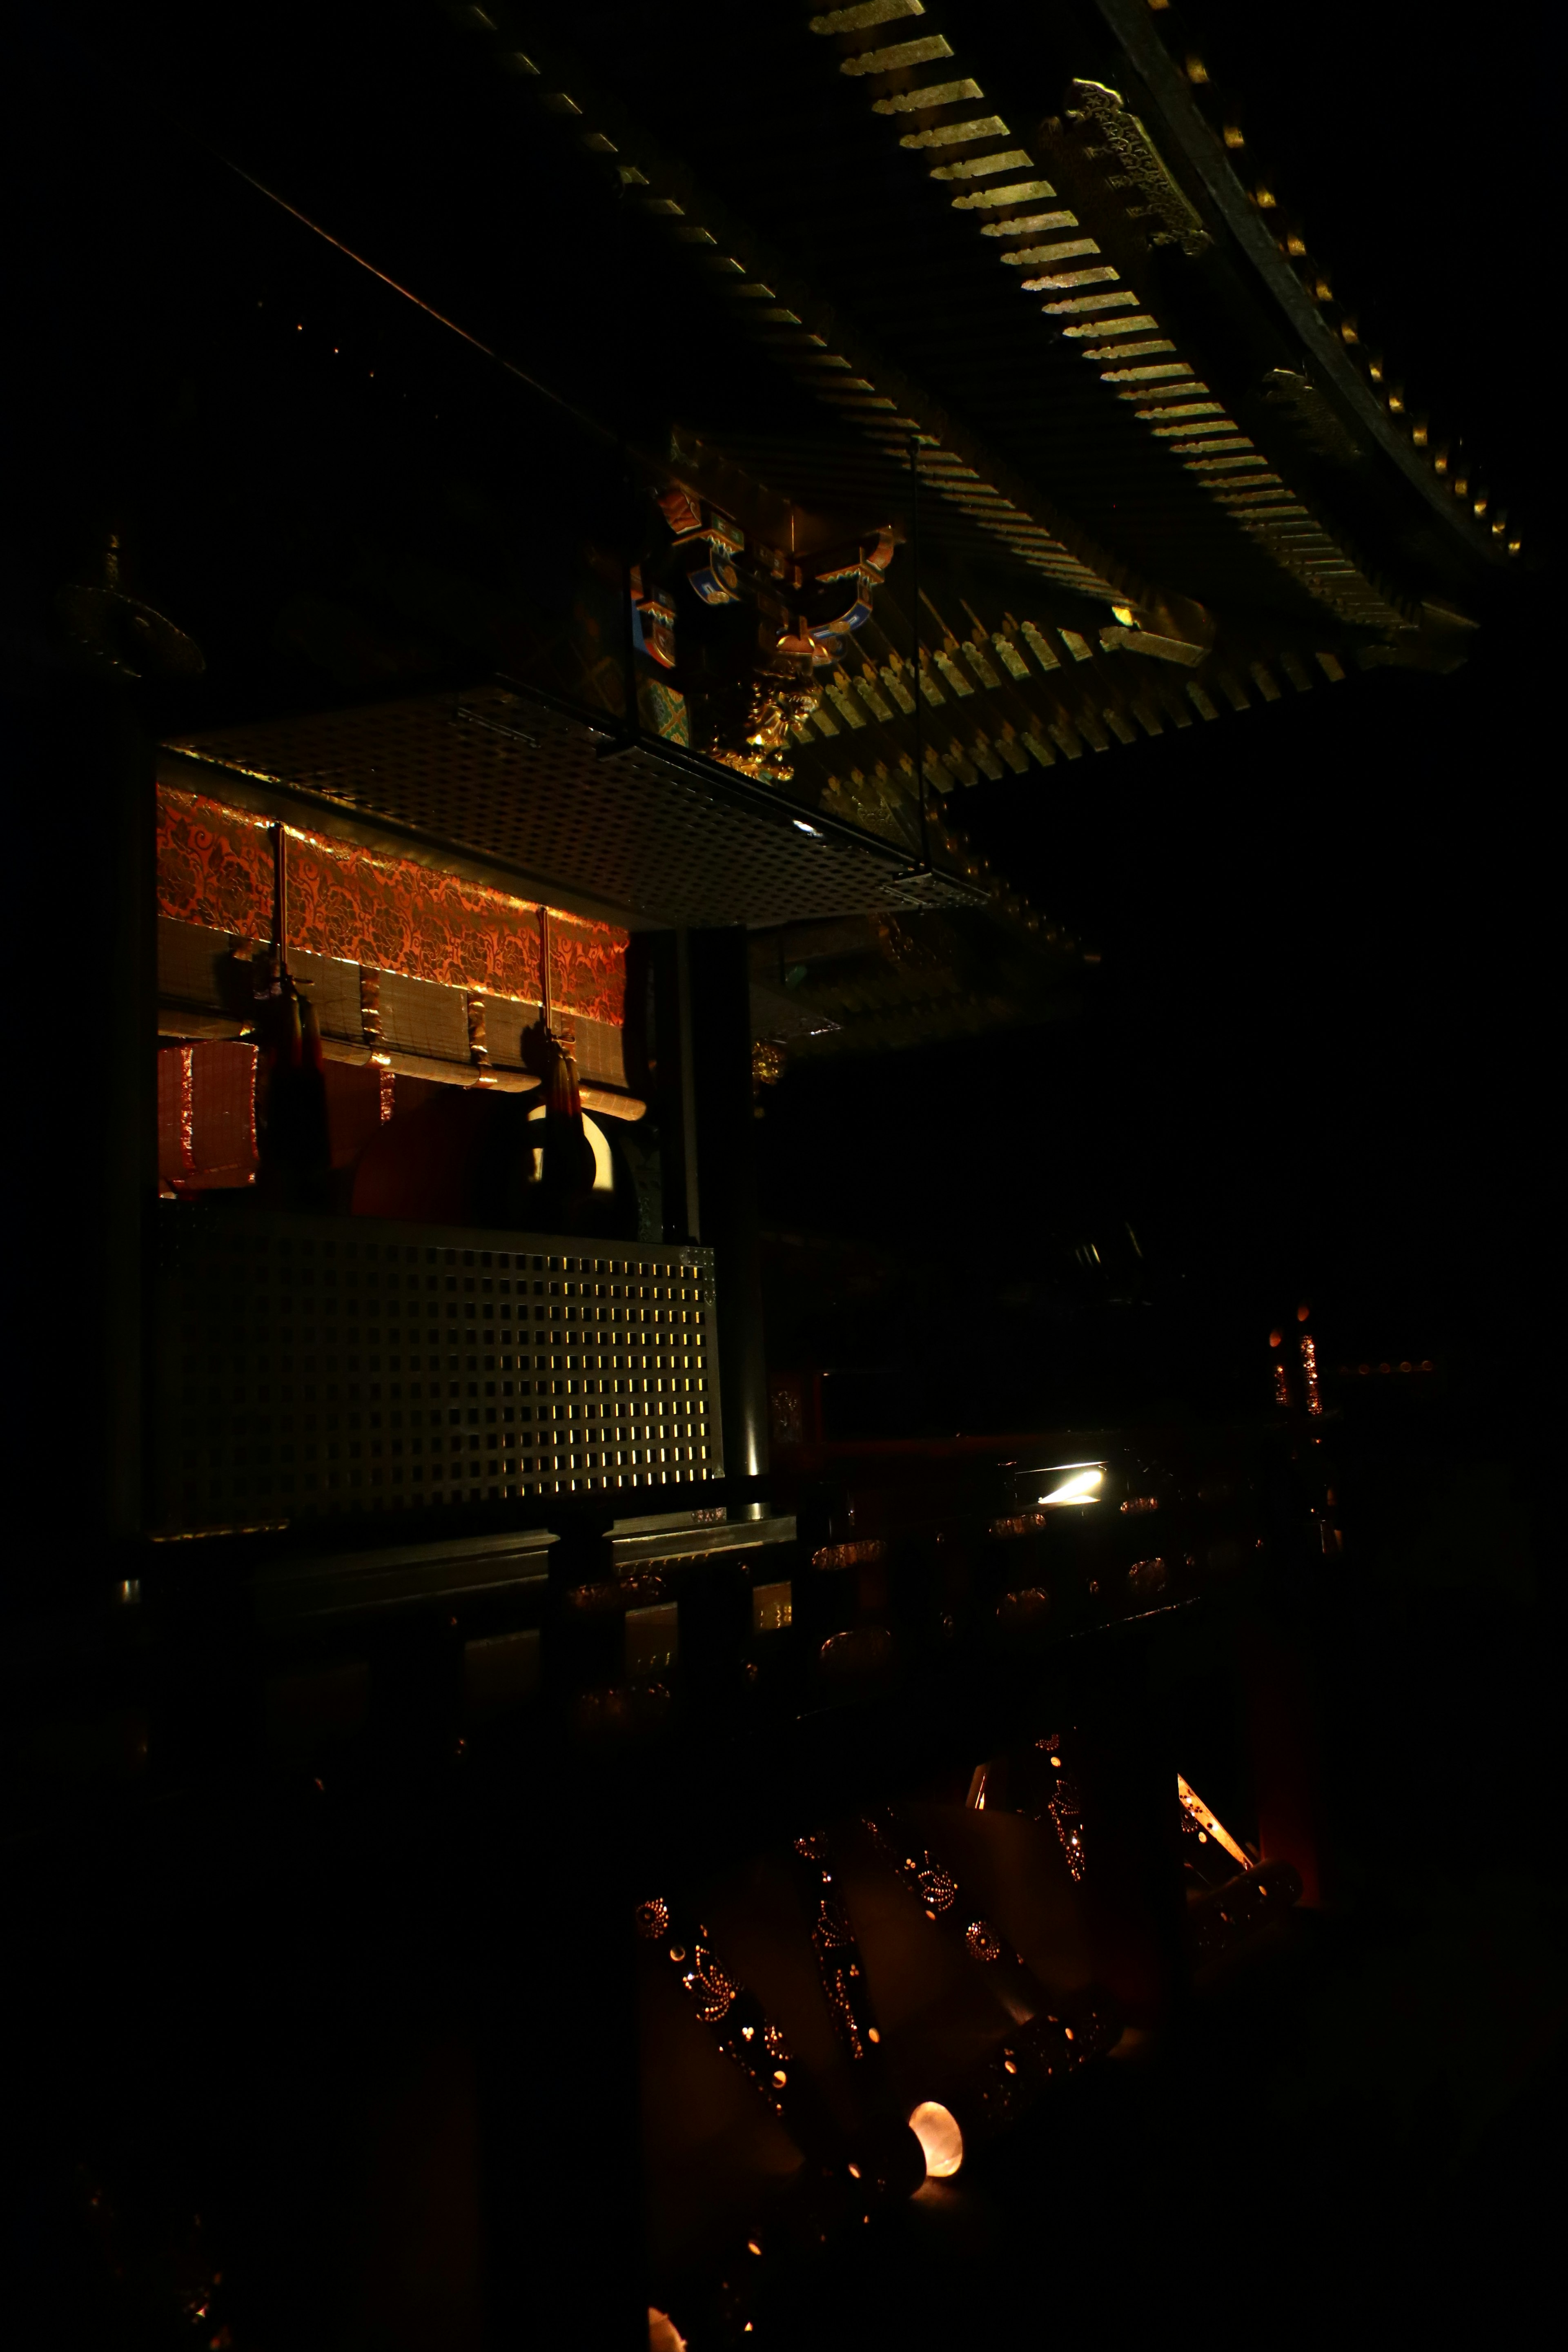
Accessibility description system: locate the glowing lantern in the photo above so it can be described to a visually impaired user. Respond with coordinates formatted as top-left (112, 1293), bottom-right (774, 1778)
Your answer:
top-left (907, 2100), bottom-right (964, 2179)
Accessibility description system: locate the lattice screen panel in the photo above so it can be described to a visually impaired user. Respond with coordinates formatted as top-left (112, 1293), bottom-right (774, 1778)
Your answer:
top-left (378, 970), bottom-right (470, 1063)
top-left (169, 686), bottom-right (964, 927)
top-left (152, 1209), bottom-right (722, 1535)
top-left (559, 1013), bottom-right (624, 1089)
top-left (157, 916), bottom-right (629, 1090)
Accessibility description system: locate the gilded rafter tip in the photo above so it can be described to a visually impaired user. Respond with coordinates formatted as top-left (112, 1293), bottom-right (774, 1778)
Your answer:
top-left (809, 0), bottom-right (924, 34)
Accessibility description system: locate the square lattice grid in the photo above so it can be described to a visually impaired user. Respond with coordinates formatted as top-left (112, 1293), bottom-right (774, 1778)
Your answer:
top-left (152, 1209), bottom-right (722, 1535)
top-left (169, 687), bottom-right (951, 927)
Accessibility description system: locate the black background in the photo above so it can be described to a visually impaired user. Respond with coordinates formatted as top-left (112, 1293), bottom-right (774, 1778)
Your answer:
top-left (3, 7), bottom-right (1562, 2343)
top-left (755, 0), bottom-right (1559, 1458)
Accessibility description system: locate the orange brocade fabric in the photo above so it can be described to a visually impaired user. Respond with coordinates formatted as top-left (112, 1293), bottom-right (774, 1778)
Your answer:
top-left (156, 786), bottom-right (626, 1027)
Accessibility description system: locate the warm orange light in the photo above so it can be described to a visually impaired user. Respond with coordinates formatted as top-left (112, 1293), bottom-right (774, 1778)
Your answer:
top-left (1301, 1333), bottom-right (1321, 1415)
top-left (1296, 1303), bottom-right (1310, 1322)
top-left (1035, 1464), bottom-right (1105, 1507)
top-left (1177, 1775), bottom-right (1252, 1870)
top-left (909, 2100), bottom-right (964, 2178)
top-left (1268, 1329), bottom-right (1283, 1348)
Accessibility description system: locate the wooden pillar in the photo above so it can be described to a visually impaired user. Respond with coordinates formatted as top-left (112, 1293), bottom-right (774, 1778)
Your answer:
top-left (687, 926), bottom-right (768, 1497)
top-left (6, 677), bottom-right (156, 1591)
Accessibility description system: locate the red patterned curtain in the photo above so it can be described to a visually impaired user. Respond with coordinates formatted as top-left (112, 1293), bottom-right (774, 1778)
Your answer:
top-left (156, 785), bottom-right (626, 1026)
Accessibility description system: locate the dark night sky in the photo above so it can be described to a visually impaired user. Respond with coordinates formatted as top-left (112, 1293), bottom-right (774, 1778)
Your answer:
top-left (757, 4), bottom-right (1559, 1427)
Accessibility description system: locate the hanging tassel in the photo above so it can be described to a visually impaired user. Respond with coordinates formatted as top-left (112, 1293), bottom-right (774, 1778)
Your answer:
top-left (520, 1014), bottom-right (594, 1225)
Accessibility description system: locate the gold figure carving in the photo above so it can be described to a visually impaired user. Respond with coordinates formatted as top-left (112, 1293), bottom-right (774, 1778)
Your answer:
top-left (647, 483), bottom-right (897, 782)
top-left (711, 673), bottom-right (822, 786)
